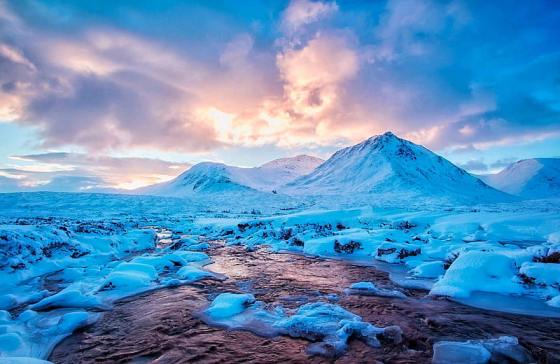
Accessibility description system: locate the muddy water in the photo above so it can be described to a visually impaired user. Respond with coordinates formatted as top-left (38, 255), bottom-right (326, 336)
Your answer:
top-left (50, 244), bottom-right (560, 363)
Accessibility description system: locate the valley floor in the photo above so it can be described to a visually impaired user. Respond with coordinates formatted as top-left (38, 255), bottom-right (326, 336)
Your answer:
top-left (1, 192), bottom-right (559, 363)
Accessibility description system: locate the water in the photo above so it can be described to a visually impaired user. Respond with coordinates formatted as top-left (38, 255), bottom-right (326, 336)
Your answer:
top-left (50, 242), bottom-right (560, 363)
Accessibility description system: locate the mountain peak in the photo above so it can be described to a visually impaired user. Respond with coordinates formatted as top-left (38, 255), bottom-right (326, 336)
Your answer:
top-left (480, 158), bottom-right (560, 199)
top-left (260, 154), bottom-right (324, 171)
top-left (283, 132), bottom-right (508, 203)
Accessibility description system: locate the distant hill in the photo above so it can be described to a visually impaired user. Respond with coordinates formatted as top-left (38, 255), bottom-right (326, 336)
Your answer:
top-left (479, 158), bottom-right (560, 199)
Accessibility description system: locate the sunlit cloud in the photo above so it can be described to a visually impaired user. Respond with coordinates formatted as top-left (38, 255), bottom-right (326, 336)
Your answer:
top-left (3, 153), bottom-right (191, 191)
top-left (0, 0), bottom-right (558, 192)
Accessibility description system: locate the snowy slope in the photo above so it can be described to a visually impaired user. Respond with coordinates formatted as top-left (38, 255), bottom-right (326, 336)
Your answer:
top-left (480, 158), bottom-right (560, 198)
top-left (479, 158), bottom-right (560, 199)
top-left (137, 162), bottom-right (251, 197)
top-left (282, 132), bottom-right (508, 202)
top-left (138, 155), bottom-right (323, 196)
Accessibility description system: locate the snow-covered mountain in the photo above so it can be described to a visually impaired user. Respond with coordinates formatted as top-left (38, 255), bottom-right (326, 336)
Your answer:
top-left (137, 155), bottom-right (323, 196)
top-left (281, 132), bottom-right (509, 202)
top-left (479, 158), bottom-right (560, 199)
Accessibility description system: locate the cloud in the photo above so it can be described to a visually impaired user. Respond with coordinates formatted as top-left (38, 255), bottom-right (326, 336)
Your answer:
top-left (0, 0), bottom-right (559, 165)
top-left (374, 0), bottom-right (468, 59)
top-left (490, 157), bottom-right (517, 170)
top-left (459, 159), bottom-right (488, 172)
top-left (277, 32), bottom-right (359, 116)
top-left (5, 153), bottom-right (191, 190)
top-left (0, 13), bottom-right (277, 152)
top-left (459, 156), bottom-right (521, 174)
top-left (281, 0), bottom-right (338, 34)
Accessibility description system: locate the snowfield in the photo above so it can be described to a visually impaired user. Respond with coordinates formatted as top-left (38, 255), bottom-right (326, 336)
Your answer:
top-left (0, 134), bottom-right (559, 362)
top-left (0, 191), bottom-right (559, 361)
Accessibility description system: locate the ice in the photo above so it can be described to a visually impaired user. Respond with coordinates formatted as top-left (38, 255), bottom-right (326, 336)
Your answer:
top-left (102, 269), bottom-right (156, 291)
top-left (0, 295), bottom-right (17, 311)
top-left (176, 265), bottom-right (214, 282)
top-left (519, 262), bottom-right (560, 286)
top-left (432, 341), bottom-right (492, 364)
top-left (30, 284), bottom-right (107, 311)
top-left (0, 308), bottom-right (99, 359)
top-left (350, 281), bottom-right (376, 290)
top-left (409, 261), bottom-right (444, 278)
top-left (46, 311), bottom-right (90, 334)
top-left (432, 336), bottom-right (533, 364)
top-left (201, 295), bottom-right (401, 357)
top-left (174, 251), bottom-right (210, 263)
top-left (204, 293), bottom-right (256, 319)
top-left (547, 295), bottom-right (560, 308)
top-left (185, 242), bottom-right (210, 251)
top-left (113, 262), bottom-right (158, 280)
top-left (273, 302), bottom-right (401, 356)
top-left (0, 358), bottom-right (53, 364)
top-left (430, 251), bottom-right (523, 298)
top-left (130, 254), bottom-right (186, 272)
top-left (345, 282), bottom-right (406, 298)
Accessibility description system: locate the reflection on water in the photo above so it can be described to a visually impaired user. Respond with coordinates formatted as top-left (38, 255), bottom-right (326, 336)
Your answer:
top-left (51, 244), bottom-right (560, 363)
top-left (454, 291), bottom-right (560, 318)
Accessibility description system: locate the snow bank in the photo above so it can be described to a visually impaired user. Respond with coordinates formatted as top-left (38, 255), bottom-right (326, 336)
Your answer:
top-left (519, 262), bottom-right (560, 286)
top-left (409, 261), bottom-right (444, 278)
top-left (430, 251), bottom-right (523, 298)
top-left (0, 309), bottom-right (98, 359)
top-left (30, 284), bottom-right (106, 311)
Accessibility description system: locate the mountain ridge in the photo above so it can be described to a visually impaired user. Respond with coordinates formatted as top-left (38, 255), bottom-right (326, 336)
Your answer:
top-left (136, 155), bottom-right (324, 196)
top-left (280, 132), bottom-right (509, 203)
top-left (479, 158), bottom-right (560, 199)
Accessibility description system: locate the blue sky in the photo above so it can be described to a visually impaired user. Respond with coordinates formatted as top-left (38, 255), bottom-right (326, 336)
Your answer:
top-left (0, 0), bottom-right (559, 191)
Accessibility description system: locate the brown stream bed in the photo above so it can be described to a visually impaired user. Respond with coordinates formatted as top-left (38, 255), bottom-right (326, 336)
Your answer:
top-left (50, 245), bottom-right (560, 363)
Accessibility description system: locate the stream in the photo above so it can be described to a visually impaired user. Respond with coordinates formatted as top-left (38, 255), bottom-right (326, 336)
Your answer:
top-left (49, 240), bottom-right (560, 363)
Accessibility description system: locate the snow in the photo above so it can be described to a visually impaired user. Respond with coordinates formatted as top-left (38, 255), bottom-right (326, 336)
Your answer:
top-left (346, 282), bottom-right (406, 298)
top-left (409, 261), bottom-right (445, 278)
top-left (0, 358), bottom-right (53, 364)
top-left (349, 281), bottom-right (377, 290)
top-left (1, 134), bottom-right (560, 361)
top-left (282, 132), bottom-right (508, 203)
top-left (0, 308), bottom-right (99, 359)
top-left (176, 265), bottom-right (215, 282)
top-left (432, 341), bottom-right (491, 364)
top-left (519, 262), bottom-right (560, 286)
top-left (273, 302), bottom-right (401, 356)
top-left (30, 284), bottom-right (106, 311)
top-left (201, 296), bottom-right (401, 357)
top-left (204, 293), bottom-right (256, 319)
top-left (138, 154), bottom-right (323, 196)
top-left (547, 295), bottom-right (560, 308)
top-left (430, 251), bottom-right (523, 298)
top-left (432, 336), bottom-right (533, 364)
top-left (480, 158), bottom-right (560, 199)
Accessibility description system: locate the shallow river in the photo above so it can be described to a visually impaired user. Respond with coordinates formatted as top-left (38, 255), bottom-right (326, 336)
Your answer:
top-left (50, 243), bottom-right (560, 363)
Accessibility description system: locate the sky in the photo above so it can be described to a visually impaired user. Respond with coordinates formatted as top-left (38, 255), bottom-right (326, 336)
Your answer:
top-left (0, 0), bottom-right (559, 192)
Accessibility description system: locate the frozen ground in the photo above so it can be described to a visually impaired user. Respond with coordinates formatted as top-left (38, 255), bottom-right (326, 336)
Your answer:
top-left (1, 192), bottom-right (560, 363)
